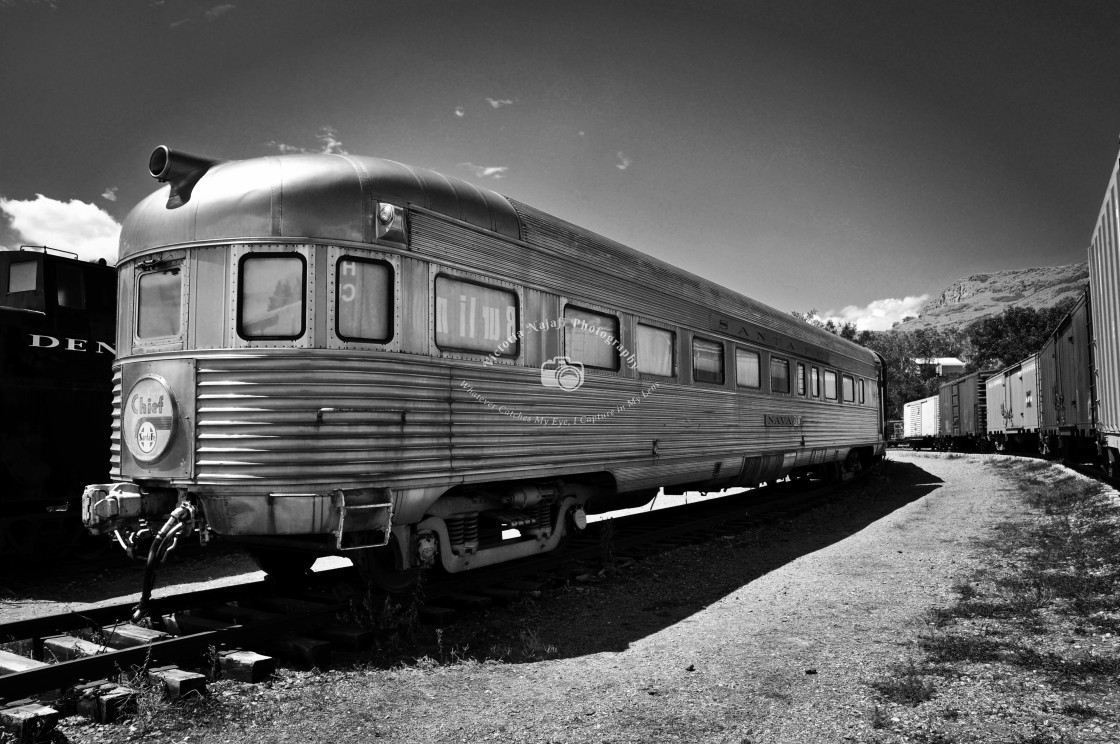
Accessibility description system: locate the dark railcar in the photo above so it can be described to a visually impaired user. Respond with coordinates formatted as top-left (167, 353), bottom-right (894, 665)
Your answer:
top-left (937, 370), bottom-right (994, 451)
top-left (0, 249), bottom-right (116, 557)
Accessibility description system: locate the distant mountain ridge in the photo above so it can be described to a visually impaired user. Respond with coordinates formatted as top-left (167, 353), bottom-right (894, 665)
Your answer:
top-left (894, 262), bottom-right (1088, 332)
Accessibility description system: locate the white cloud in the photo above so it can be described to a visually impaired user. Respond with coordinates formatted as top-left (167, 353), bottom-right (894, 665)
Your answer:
top-left (822, 295), bottom-right (930, 331)
top-left (204, 4), bottom-right (235, 22)
top-left (101, 186), bottom-right (118, 202)
top-left (316, 126), bottom-right (346, 154)
top-left (266, 126), bottom-right (347, 155)
top-left (458, 162), bottom-right (508, 179)
top-left (454, 106), bottom-right (466, 118)
top-left (486, 98), bottom-right (513, 108)
top-left (616, 151), bottom-right (632, 170)
top-left (0, 194), bottom-right (121, 265)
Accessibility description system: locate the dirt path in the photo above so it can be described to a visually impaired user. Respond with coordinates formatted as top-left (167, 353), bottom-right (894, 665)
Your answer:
top-left (348, 451), bottom-right (1019, 744)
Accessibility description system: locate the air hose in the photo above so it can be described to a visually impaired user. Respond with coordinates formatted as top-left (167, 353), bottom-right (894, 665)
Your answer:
top-left (131, 503), bottom-right (194, 624)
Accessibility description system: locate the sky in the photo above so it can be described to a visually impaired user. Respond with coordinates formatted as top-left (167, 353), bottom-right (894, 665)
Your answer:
top-left (2, 0), bottom-right (1119, 330)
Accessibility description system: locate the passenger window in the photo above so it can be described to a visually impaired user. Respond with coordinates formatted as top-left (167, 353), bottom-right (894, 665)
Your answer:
top-left (824, 370), bottom-right (838, 400)
top-left (842, 374), bottom-right (855, 402)
top-left (811, 366), bottom-right (820, 398)
top-left (239, 254), bottom-right (306, 339)
top-left (56, 264), bottom-right (85, 309)
top-left (435, 276), bottom-right (518, 355)
top-left (9, 261), bottom-right (37, 293)
top-left (564, 306), bottom-right (619, 370)
top-left (336, 257), bottom-right (393, 342)
top-left (771, 357), bottom-right (791, 394)
top-left (735, 348), bottom-right (761, 388)
top-left (858, 378), bottom-right (866, 404)
top-left (796, 363), bottom-right (806, 396)
top-left (693, 337), bottom-right (724, 384)
top-left (137, 268), bottom-right (182, 339)
top-left (637, 323), bottom-right (674, 377)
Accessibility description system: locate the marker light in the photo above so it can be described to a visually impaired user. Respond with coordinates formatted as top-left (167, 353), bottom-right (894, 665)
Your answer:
top-left (377, 202), bottom-right (396, 226)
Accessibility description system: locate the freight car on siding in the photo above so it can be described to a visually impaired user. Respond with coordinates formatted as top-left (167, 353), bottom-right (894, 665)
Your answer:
top-left (902, 394), bottom-right (939, 449)
top-left (1089, 149), bottom-right (1120, 476)
top-left (1, 248), bottom-right (116, 557)
top-left (938, 370), bottom-right (994, 451)
top-left (986, 354), bottom-right (1040, 452)
top-left (82, 147), bottom-right (885, 595)
top-left (1038, 289), bottom-right (1094, 461)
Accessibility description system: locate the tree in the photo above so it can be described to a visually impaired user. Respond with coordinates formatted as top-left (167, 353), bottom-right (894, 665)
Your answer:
top-left (965, 297), bottom-right (1078, 371)
top-left (790, 309), bottom-right (859, 340)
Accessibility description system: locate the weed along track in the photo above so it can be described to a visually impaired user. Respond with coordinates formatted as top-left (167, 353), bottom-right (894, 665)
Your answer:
top-left (0, 472), bottom-right (862, 730)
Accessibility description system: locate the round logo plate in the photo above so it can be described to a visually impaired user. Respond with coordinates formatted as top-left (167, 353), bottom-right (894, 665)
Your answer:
top-left (123, 376), bottom-right (177, 463)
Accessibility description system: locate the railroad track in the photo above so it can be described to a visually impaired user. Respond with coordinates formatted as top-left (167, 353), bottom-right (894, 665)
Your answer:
top-left (0, 472), bottom-right (866, 734)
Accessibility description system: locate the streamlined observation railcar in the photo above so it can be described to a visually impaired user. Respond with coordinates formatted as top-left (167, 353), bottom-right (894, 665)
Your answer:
top-left (83, 147), bottom-right (885, 589)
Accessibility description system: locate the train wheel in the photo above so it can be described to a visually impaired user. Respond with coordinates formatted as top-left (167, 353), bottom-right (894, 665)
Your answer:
top-left (250, 549), bottom-right (316, 582)
top-left (351, 540), bottom-right (419, 594)
top-left (1105, 450), bottom-right (1120, 480)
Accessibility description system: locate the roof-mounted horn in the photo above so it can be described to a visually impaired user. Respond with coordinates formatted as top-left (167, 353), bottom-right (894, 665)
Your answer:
top-left (148, 145), bottom-right (221, 209)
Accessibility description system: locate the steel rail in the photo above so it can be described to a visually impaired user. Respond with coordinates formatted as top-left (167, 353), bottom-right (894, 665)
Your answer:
top-left (0, 599), bottom-right (349, 700)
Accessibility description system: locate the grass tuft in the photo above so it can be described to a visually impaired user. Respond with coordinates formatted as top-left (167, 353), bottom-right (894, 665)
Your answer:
top-left (869, 659), bottom-right (936, 706)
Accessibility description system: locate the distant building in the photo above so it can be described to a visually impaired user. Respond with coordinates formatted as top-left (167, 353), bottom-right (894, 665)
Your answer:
top-left (914, 357), bottom-right (966, 378)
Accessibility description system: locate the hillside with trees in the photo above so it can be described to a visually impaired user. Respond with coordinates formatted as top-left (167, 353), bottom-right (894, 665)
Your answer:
top-left (793, 296), bottom-right (1079, 419)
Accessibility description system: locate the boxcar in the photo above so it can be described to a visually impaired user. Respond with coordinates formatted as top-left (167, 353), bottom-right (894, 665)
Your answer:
top-left (885, 419), bottom-right (904, 446)
top-left (83, 147), bottom-right (885, 589)
top-left (938, 370), bottom-right (993, 451)
top-left (902, 394), bottom-right (939, 449)
top-left (1038, 289), bottom-right (1094, 461)
top-left (986, 354), bottom-right (1040, 452)
top-left (1089, 148), bottom-right (1120, 476)
top-left (1, 249), bottom-right (116, 557)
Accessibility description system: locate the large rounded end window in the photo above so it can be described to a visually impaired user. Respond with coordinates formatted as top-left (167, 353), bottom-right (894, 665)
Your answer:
top-left (123, 376), bottom-right (178, 463)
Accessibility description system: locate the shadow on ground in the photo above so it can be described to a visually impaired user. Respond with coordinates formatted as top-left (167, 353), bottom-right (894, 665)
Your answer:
top-left (340, 457), bottom-right (946, 666)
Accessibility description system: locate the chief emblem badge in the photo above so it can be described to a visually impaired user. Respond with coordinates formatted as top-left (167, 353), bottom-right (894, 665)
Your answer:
top-left (123, 375), bottom-right (177, 463)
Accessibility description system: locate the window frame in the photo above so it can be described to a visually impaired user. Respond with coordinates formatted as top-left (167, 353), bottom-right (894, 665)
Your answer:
top-left (230, 244), bottom-right (314, 349)
top-left (430, 265), bottom-right (523, 364)
top-left (562, 303), bottom-right (622, 372)
top-left (328, 249), bottom-right (400, 350)
top-left (2, 257), bottom-right (45, 314)
top-left (858, 378), bottom-right (866, 404)
top-left (810, 366), bottom-right (821, 398)
top-left (735, 346), bottom-right (762, 389)
top-left (236, 252), bottom-right (308, 342)
top-left (796, 362), bottom-right (807, 396)
top-left (692, 335), bottom-right (726, 386)
top-left (635, 321), bottom-right (677, 379)
top-left (842, 373), bottom-right (855, 403)
top-left (770, 356), bottom-right (792, 395)
top-left (133, 251), bottom-right (189, 352)
top-left (823, 369), bottom-right (838, 401)
top-left (55, 262), bottom-right (86, 310)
